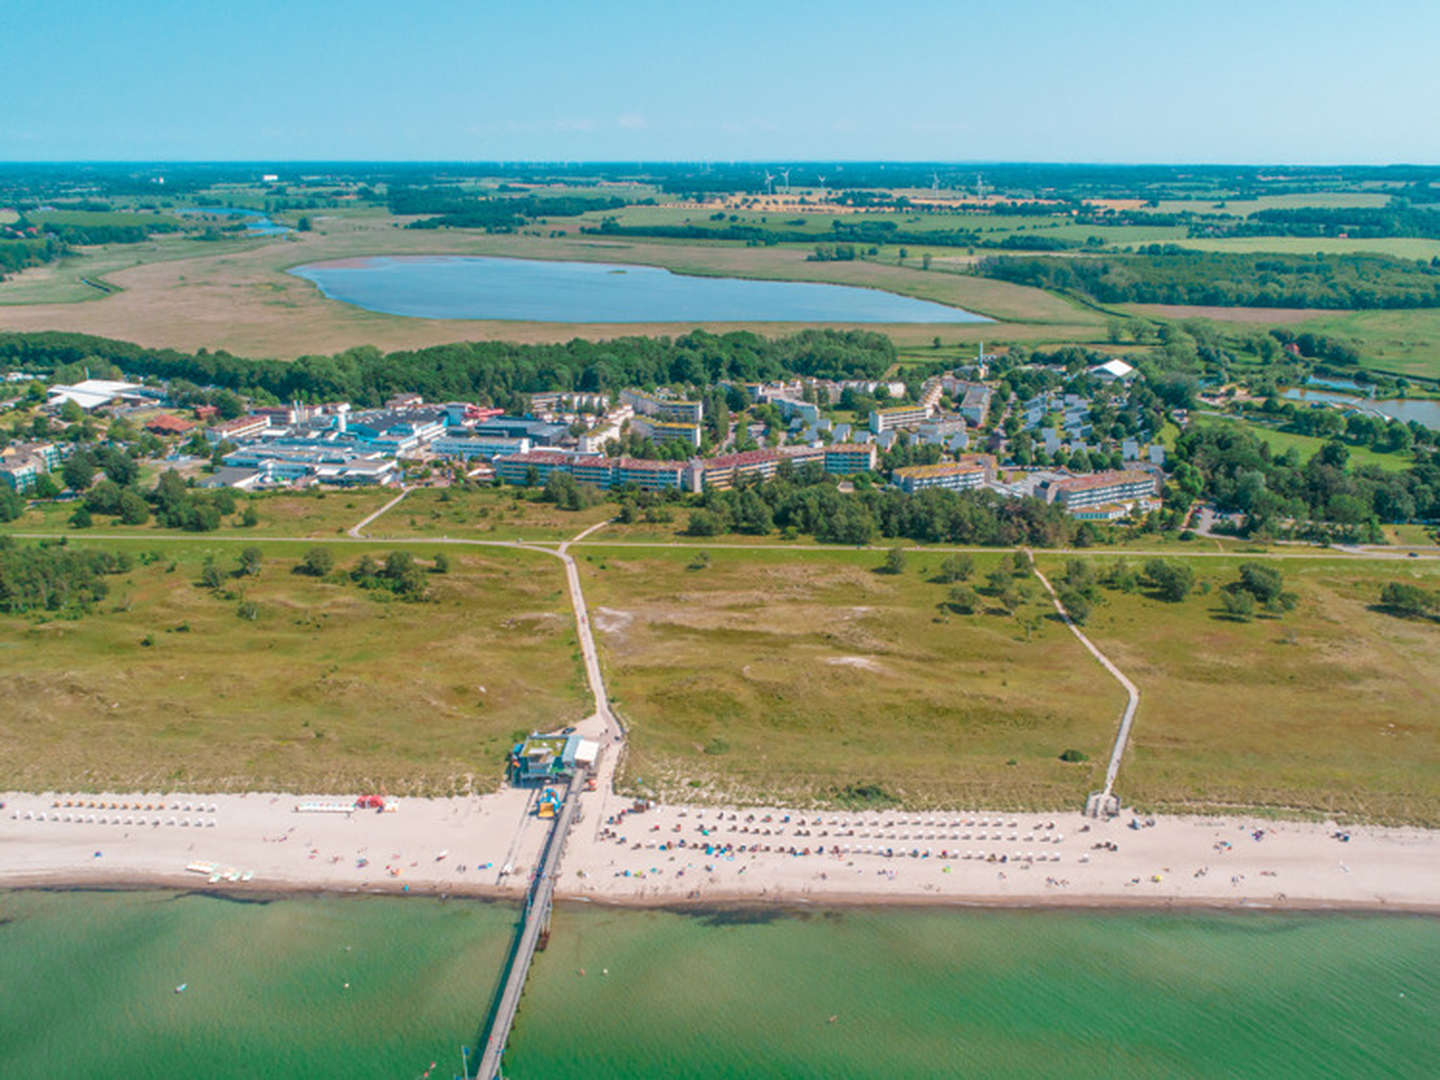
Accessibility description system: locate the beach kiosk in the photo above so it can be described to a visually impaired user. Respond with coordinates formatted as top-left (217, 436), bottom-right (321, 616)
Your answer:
top-left (509, 731), bottom-right (600, 785)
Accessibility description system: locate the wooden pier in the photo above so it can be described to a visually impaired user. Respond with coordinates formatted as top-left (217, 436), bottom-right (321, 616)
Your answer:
top-left (474, 773), bottom-right (582, 1079)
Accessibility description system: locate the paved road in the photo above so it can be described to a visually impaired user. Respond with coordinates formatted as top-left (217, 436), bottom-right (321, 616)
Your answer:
top-left (12, 529), bottom-right (1438, 562)
top-left (1027, 552), bottom-right (1140, 803)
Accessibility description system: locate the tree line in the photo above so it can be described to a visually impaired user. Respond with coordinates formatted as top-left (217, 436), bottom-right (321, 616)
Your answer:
top-left (0, 538), bottom-right (133, 614)
top-left (976, 249), bottom-right (1440, 309)
top-left (0, 328), bottom-right (895, 407)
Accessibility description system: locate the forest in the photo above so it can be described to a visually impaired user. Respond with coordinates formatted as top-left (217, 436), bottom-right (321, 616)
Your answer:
top-left (389, 189), bottom-right (627, 229)
top-left (976, 249), bottom-right (1440, 309)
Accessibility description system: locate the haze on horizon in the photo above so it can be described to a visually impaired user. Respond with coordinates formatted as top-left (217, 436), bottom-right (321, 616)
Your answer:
top-left (3, 0), bottom-right (1439, 164)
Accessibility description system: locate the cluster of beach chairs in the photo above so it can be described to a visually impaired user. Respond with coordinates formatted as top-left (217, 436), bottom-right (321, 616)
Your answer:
top-left (604, 811), bottom-right (1069, 864)
top-left (12, 797), bottom-right (220, 828)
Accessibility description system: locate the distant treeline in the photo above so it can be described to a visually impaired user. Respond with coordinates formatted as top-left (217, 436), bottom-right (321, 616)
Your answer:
top-left (388, 189), bottom-right (627, 229)
top-left (583, 218), bottom-right (1077, 251)
top-left (1193, 205), bottom-right (1440, 240)
top-left (0, 236), bottom-right (65, 279)
top-left (34, 220), bottom-right (182, 245)
top-left (0, 328), bottom-right (895, 407)
top-left (976, 248), bottom-right (1440, 308)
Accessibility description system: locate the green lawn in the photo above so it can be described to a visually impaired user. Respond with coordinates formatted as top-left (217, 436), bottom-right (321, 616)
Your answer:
top-left (1190, 414), bottom-right (1414, 472)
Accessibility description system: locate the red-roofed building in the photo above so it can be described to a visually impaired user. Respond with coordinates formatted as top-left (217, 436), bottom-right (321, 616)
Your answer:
top-left (144, 413), bottom-right (197, 436)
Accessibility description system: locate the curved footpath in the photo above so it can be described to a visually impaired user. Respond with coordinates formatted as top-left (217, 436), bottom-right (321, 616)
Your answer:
top-left (1027, 552), bottom-right (1139, 805)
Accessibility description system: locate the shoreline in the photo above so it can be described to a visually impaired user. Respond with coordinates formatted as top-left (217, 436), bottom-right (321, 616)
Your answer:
top-left (4, 872), bottom-right (1438, 918)
top-left (6, 788), bottom-right (1438, 917)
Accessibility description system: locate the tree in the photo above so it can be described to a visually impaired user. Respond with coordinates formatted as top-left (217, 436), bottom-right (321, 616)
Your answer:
top-left (32, 473), bottom-right (60, 498)
top-left (1379, 582), bottom-right (1436, 616)
top-left (59, 399), bottom-right (85, 424)
top-left (937, 554), bottom-right (973, 583)
top-left (213, 390), bottom-right (245, 421)
top-left (685, 509), bottom-right (723, 537)
top-left (1220, 588), bottom-right (1255, 621)
top-left (298, 547), bottom-right (334, 577)
top-left (0, 489), bottom-right (23, 523)
top-left (1143, 558), bottom-right (1194, 602)
top-left (68, 505), bottom-right (92, 529)
top-left (881, 546), bottom-right (907, 575)
top-left (240, 504), bottom-right (260, 528)
top-left (297, 216), bottom-right (313, 232)
top-left (62, 455), bottom-right (95, 492)
top-left (200, 560), bottom-right (223, 589)
top-left (432, 552), bottom-right (450, 574)
top-left (238, 546), bottom-right (263, 577)
top-left (947, 585), bottom-right (979, 613)
top-left (1235, 562), bottom-right (1284, 604)
top-left (1010, 549), bottom-right (1032, 577)
top-left (1059, 589), bottom-right (1090, 624)
top-left (118, 490), bottom-right (150, 525)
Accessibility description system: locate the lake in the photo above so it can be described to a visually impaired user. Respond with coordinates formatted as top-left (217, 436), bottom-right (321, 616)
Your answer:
top-left (3, 891), bottom-right (1436, 1080)
top-left (288, 255), bottom-right (990, 323)
top-left (1281, 386), bottom-right (1440, 430)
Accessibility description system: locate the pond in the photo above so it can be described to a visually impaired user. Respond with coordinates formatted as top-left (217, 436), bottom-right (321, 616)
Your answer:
top-left (288, 255), bottom-right (989, 323)
top-left (177, 206), bottom-right (290, 236)
top-left (1281, 387), bottom-right (1440, 430)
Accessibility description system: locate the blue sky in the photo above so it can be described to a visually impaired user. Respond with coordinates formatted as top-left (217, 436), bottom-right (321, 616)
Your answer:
top-left (4, 0), bottom-right (1437, 162)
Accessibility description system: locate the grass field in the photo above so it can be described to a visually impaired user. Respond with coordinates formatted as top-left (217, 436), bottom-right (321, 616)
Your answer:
top-left (578, 543), bottom-right (1440, 822)
top-left (363, 486), bottom-right (615, 541)
top-left (0, 539), bottom-right (588, 794)
top-left (1033, 554), bottom-right (1440, 824)
top-left (1189, 414), bottom-right (1414, 472)
top-left (0, 489), bottom-right (399, 539)
top-left (578, 545), bottom-right (1124, 809)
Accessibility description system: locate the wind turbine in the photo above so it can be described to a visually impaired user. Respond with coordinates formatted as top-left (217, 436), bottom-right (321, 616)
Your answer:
top-left (975, 173), bottom-right (988, 200)
top-left (763, 170), bottom-right (775, 195)
top-left (816, 174), bottom-right (827, 198)
top-left (779, 168), bottom-right (791, 194)
top-left (931, 171), bottom-right (941, 193)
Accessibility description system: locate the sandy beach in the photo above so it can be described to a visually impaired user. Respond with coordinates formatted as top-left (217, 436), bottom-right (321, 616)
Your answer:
top-left (5, 786), bottom-right (1437, 913)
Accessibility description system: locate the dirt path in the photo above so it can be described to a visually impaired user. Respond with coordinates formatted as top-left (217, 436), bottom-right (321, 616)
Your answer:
top-left (347, 486), bottom-right (409, 537)
top-left (1028, 552), bottom-right (1140, 803)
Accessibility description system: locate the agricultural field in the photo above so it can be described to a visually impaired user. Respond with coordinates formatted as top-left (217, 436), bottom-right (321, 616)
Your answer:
top-left (577, 545), bottom-right (1124, 809)
top-left (1142, 192), bottom-right (1396, 216)
top-left (1032, 554), bottom-right (1440, 824)
top-left (0, 539), bottom-right (588, 794)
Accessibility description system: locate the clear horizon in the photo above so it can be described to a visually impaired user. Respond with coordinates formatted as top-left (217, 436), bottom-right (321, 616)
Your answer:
top-left (4, 0), bottom-right (1438, 164)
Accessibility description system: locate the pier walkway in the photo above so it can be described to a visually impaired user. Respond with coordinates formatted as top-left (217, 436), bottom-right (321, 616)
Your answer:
top-left (475, 773), bottom-right (583, 1079)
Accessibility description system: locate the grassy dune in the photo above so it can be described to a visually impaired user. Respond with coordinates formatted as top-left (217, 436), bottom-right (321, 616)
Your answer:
top-left (0, 541), bottom-right (588, 794)
top-left (1034, 555), bottom-right (1440, 824)
top-left (578, 546), bottom-right (1122, 808)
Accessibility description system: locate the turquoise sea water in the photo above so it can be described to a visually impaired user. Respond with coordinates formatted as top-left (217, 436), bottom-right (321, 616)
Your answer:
top-left (2, 892), bottom-right (1436, 1080)
top-left (288, 255), bottom-right (989, 323)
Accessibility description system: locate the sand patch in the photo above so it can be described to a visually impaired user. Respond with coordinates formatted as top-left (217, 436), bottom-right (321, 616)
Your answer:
top-left (826, 655), bottom-right (888, 674)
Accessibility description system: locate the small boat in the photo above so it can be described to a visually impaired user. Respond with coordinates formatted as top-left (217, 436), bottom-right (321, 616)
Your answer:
top-left (174, 983), bottom-right (188, 994)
